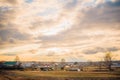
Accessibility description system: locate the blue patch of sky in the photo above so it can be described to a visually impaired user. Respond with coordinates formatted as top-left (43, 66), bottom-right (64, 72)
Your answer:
top-left (107, 0), bottom-right (120, 7)
top-left (25, 0), bottom-right (34, 3)
top-left (66, 0), bottom-right (78, 8)
top-left (97, 0), bottom-right (120, 7)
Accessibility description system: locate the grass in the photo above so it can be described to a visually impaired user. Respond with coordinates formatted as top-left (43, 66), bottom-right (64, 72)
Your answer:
top-left (8, 71), bottom-right (120, 78)
top-left (0, 71), bottom-right (120, 80)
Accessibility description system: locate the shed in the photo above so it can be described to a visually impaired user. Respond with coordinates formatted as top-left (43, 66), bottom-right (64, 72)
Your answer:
top-left (3, 61), bottom-right (17, 67)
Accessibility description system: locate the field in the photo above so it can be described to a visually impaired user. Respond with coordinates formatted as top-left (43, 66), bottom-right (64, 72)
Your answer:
top-left (0, 71), bottom-right (120, 80)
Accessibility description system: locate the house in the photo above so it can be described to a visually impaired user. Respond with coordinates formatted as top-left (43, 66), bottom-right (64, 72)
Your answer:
top-left (37, 65), bottom-right (54, 71)
top-left (0, 61), bottom-right (4, 69)
top-left (0, 61), bottom-right (23, 70)
top-left (63, 63), bottom-right (81, 71)
top-left (111, 63), bottom-right (120, 70)
top-left (3, 61), bottom-right (17, 67)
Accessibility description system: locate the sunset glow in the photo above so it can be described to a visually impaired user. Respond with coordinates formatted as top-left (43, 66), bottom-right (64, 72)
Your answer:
top-left (0, 0), bottom-right (120, 62)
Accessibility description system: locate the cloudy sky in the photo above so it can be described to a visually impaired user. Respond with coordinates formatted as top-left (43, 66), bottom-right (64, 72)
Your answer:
top-left (0, 0), bottom-right (120, 62)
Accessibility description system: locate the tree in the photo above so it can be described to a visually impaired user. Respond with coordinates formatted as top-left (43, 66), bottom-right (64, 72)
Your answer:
top-left (15, 55), bottom-right (20, 62)
top-left (61, 58), bottom-right (65, 63)
top-left (61, 58), bottom-right (66, 70)
top-left (104, 52), bottom-right (113, 71)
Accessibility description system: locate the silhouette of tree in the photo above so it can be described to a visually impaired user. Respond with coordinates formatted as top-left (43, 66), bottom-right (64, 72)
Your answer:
top-left (104, 52), bottom-right (114, 71)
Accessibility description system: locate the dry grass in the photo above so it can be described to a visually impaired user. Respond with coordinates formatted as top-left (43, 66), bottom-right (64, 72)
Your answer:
top-left (9, 71), bottom-right (120, 78)
top-left (0, 71), bottom-right (120, 80)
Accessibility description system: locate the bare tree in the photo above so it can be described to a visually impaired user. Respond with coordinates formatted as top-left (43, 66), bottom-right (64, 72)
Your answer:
top-left (15, 55), bottom-right (20, 62)
top-left (61, 58), bottom-right (66, 70)
top-left (104, 52), bottom-right (114, 71)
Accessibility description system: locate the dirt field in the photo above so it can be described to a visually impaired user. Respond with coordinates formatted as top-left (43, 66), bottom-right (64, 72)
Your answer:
top-left (0, 71), bottom-right (120, 80)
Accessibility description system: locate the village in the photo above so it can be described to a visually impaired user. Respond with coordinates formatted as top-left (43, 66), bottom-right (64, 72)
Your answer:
top-left (0, 56), bottom-right (120, 72)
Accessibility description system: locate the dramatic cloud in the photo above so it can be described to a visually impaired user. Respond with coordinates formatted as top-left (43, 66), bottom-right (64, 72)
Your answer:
top-left (83, 47), bottom-right (119, 54)
top-left (83, 0), bottom-right (120, 24)
top-left (0, 0), bottom-right (18, 5)
top-left (0, 0), bottom-right (120, 61)
top-left (0, 28), bottom-right (30, 43)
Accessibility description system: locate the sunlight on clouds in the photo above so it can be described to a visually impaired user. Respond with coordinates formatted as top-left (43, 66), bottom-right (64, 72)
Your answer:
top-left (41, 19), bottom-right (73, 36)
top-left (46, 47), bottom-right (69, 54)
top-left (0, 0), bottom-right (120, 61)
top-left (0, 43), bottom-right (41, 54)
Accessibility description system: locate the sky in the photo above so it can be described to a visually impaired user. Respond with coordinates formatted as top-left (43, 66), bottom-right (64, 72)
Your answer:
top-left (0, 0), bottom-right (120, 62)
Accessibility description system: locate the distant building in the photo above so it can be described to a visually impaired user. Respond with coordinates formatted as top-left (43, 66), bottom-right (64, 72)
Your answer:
top-left (0, 61), bottom-right (23, 70)
top-left (0, 56), bottom-right (23, 70)
top-left (3, 61), bottom-right (17, 67)
top-left (111, 63), bottom-right (120, 70)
